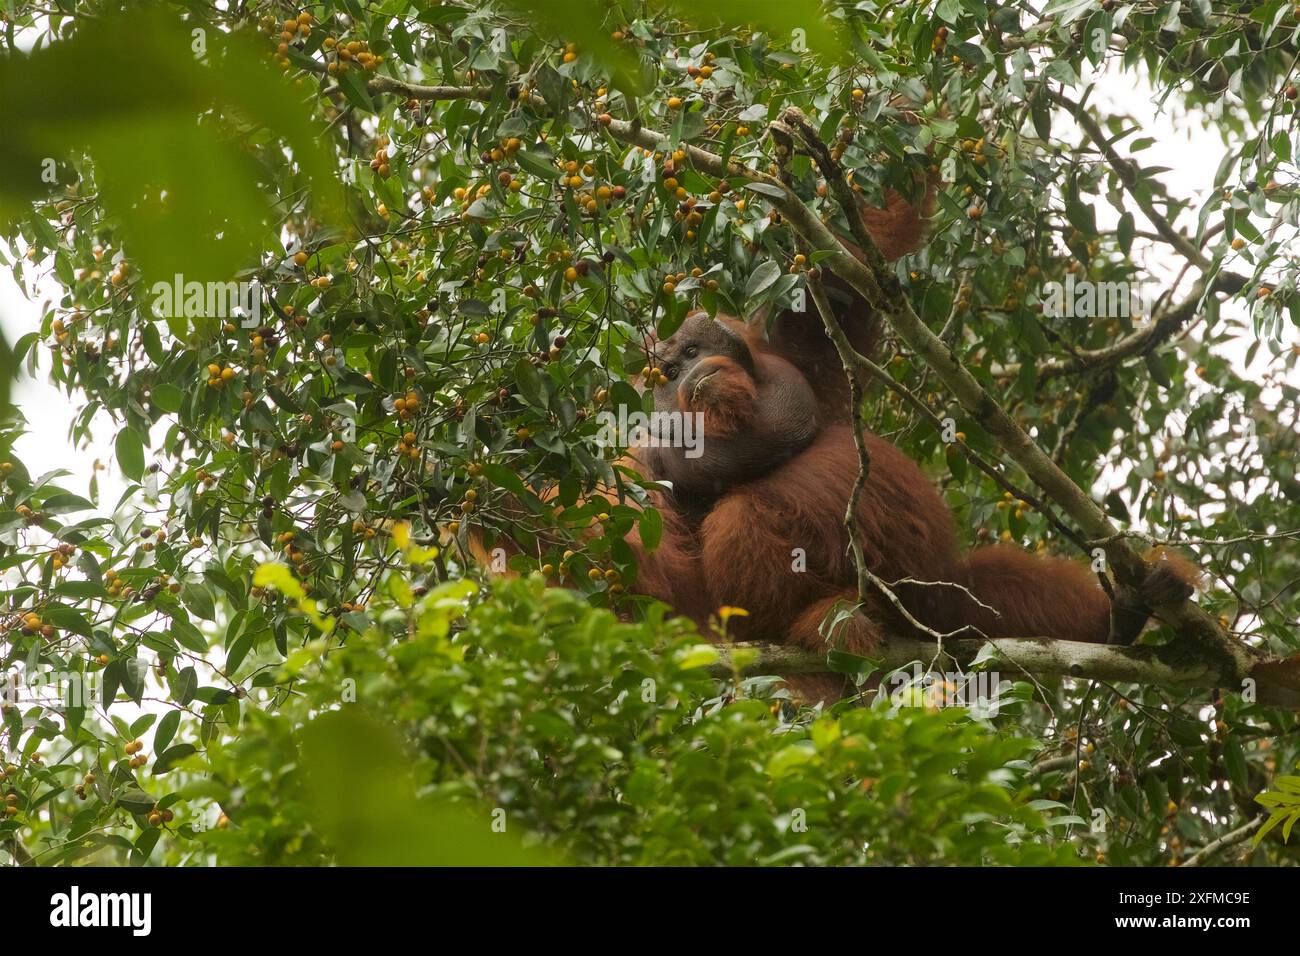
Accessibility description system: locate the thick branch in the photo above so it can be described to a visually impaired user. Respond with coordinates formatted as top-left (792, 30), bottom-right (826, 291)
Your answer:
top-left (361, 74), bottom-right (776, 186)
top-left (365, 76), bottom-right (496, 103)
top-left (993, 271), bottom-right (1248, 381)
top-left (1182, 816), bottom-right (1264, 867)
top-left (705, 640), bottom-right (1300, 707)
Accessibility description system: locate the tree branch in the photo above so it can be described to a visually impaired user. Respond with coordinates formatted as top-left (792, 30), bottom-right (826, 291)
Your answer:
top-left (705, 640), bottom-right (1300, 708)
top-left (993, 271), bottom-right (1248, 381)
top-left (1181, 816), bottom-right (1264, 867)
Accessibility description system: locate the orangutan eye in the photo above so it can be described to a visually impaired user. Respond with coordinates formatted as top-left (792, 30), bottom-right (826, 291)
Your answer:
top-left (684, 345), bottom-right (698, 358)
top-left (666, 365), bottom-right (680, 380)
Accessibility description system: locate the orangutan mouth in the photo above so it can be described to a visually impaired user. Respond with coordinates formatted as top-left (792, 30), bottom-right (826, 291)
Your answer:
top-left (691, 370), bottom-right (717, 403)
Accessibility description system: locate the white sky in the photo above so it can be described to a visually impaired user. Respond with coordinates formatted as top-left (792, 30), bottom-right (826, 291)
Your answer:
top-left (1, 265), bottom-right (129, 507)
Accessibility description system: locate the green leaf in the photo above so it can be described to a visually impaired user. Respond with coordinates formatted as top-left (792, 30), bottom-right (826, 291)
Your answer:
top-left (154, 710), bottom-right (180, 754)
top-left (225, 626), bottom-right (255, 676)
top-left (827, 649), bottom-right (879, 675)
top-left (115, 788), bottom-right (155, 814)
top-left (114, 428), bottom-right (145, 483)
top-left (1117, 212), bottom-right (1135, 255)
top-left (638, 507), bottom-right (662, 552)
top-left (170, 618), bottom-right (208, 653)
top-left (299, 710), bottom-right (549, 865)
top-left (515, 148), bottom-right (558, 180)
top-left (122, 658), bottom-right (148, 705)
top-left (180, 583), bottom-right (216, 622)
top-left (41, 493), bottom-right (95, 514)
top-left (153, 744), bottom-right (197, 775)
top-left (677, 645), bottom-right (721, 669)
top-left (744, 260), bottom-right (781, 301)
top-left (173, 666), bottom-right (198, 706)
top-left (151, 383), bottom-right (184, 413)
top-left (514, 357), bottom-right (548, 407)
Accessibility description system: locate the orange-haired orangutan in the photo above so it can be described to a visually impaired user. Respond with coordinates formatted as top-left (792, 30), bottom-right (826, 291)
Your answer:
top-left (623, 183), bottom-right (1196, 688)
top-left (627, 309), bottom-right (1197, 675)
